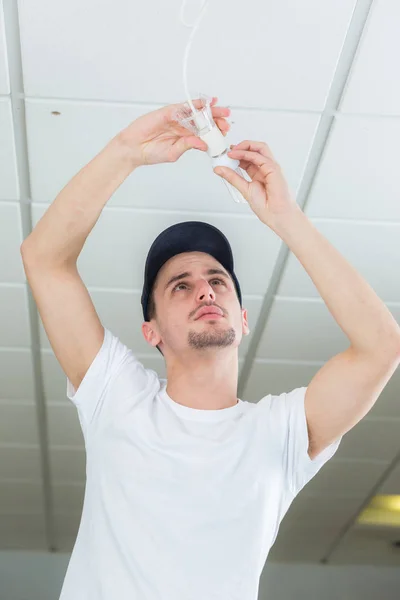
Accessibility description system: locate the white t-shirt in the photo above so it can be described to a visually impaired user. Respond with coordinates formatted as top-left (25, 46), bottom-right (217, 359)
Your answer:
top-left (59, 327), bottom-right (341, 600)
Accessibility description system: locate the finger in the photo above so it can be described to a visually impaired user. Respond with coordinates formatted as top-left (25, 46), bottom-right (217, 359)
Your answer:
top-left (191, 96), bottom-right (218, 110)
top-left (230, 140), bottom-right (274, 161)
top-left (213, 166), bottom-right (249, 199)
top-left (226, 144), bottom-right (256, 177)
top-left (171, 135), bottom-right (207, 160)
top-left (192, 96), bottom-right (230, 118)
top-left (215, 117), bottom-right (230, 135)
top-left (229, 156), bottom-right (257, 178)
top-left (228, 148), bottom-right (275, 172)
top-left (238, 160), bottom-right (259, 179)
top-left (211, 105), bottom-right (231, 118)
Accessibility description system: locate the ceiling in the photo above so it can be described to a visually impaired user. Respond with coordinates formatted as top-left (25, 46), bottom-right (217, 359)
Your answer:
top-left (1, 0), bottom-right (400, 568)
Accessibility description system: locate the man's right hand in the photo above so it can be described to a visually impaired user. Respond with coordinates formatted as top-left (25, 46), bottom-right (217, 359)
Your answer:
top-left (118, 96), bottom-right (231, 168)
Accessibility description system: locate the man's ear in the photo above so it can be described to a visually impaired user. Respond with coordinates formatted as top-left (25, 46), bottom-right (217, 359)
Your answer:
top-left (142, 322), bottom-right (162, 348)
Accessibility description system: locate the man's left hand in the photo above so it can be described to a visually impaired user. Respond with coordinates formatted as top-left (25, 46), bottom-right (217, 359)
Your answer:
top-left (214, 141), bottom-right (301, 230)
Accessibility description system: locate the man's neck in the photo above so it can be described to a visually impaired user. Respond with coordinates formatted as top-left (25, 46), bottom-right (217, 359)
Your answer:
top-left (165, 353), bottom-right (239, 410)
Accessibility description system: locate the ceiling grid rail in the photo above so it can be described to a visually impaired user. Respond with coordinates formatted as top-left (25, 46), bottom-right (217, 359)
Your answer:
top-left (3, 0), bottom-right (57, 551)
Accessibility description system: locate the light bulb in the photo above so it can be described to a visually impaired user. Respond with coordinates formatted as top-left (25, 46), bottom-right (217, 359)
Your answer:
top-left (173, 93), bottom-right (248, 205)
top-left (211, 150), bottom-right (248, 205)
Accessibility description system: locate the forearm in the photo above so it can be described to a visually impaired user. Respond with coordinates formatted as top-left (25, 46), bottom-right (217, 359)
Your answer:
top-left (21, 132), bottom-right (138, 269)
top-left (274, 209), bottom-right (400, 357)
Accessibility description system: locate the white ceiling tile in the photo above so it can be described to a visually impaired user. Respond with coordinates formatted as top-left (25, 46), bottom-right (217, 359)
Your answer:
top-left (53, 484), bottom-right (84, 513)
top-left (330, 526), bottom-right (400, 566)
top-left (242, 361), bottom-right (318, 402)
top-left (0, 403), bottom-right (40, 445)
top-left (0, 514), bottom-right (47, 551)
top-left (32, 206), bottom-right (281, 297)
top-left (0, 446), bottom-right (41, 479)
top-left (379, 463), bottom-right (400, 495)
top-left (50, 447), bottom-right (85, 483)
top-left (46, 404), bottom-right (84, 448)
top-left (303, 459), bottom-right (389, 497)
top-left (0, 349), bottom-right (34, 401)
top-left (41, 352), bottom-right (73, 404)
top-left (277, 220), bottom-right (400, 302)
top-left (334, 417), bottom-right (400, 462)
top-left (306, 117), bottom-right (400, 220)
top-left (340, 0), bottom-right (400, 115)
top-left (0, 285), bottom-right (31, 347)
top-left (256, 297), bottom-right (348, 361)
top-left (279, 494), bottom-right (362, 535)
top-left (141, 355), bottom-right (167, 380)
top-left (0, 101), bottom-right (19, 200)
top-left (242, 361), bottom-right (400, 425)
top-left (25, 99), bottom-right (318, 210)
top-left (0, 0), bottom-right (10, 94)
top-left (19, 0), bottom-right (356, 110)
top-left (268, 525), bottom-right (339, 563)
top-left (56, 535), bottom-right (75, 553)
top-left (0, 481), bottom-right (43, 513)
top-left (55, 512), bottom-right (80, 538)
top-left (0, 203), bottom-right (26, 282)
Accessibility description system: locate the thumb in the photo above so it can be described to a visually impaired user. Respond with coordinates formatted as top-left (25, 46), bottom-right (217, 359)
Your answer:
top-left (213, 166), bottom-right (249, 199)
top-left (172, 136), bottom-right (208, 160)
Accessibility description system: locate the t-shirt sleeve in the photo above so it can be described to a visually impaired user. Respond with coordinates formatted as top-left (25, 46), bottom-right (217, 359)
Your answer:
top-left (269, 386), bottom-right (342, 496)
top-left (66, 327), bottom-right (156, 439)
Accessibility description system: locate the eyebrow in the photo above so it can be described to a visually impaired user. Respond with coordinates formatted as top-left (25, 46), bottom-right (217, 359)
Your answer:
top-left (164, 268), bottom-right (231, 292)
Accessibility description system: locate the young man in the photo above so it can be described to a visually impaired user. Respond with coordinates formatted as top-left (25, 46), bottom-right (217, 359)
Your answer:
top-left (21, 97), bottom-right (400, 600)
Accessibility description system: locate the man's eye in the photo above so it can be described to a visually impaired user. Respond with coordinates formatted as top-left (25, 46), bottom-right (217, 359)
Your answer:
top-left (174, 283), bottom-right (188, 291)
top-left (173, 279), bottom-right (224, 292)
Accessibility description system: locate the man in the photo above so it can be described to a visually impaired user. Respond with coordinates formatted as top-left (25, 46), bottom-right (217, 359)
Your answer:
top-left (21, 97), bottom-right (400, 600)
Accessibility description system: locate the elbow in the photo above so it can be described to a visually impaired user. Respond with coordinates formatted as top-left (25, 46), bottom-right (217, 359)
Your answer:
top-left (382, 337), bottom-right (400, 364)
top-left (356, 336), bottom-right (400, 365)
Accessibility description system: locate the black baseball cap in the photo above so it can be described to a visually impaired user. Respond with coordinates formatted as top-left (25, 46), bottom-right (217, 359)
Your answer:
top-left (141, 221), bottom-right (242, 322)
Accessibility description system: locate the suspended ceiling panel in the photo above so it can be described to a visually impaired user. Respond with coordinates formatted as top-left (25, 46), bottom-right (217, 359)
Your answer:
top-left (255, 297), bottom-right (350, 361)
top-left (243, 361), bottom-right (400, 420)
top-left (0, 101), bottom-right (19, 200)
top-left (0, 0), bottom-right (10, 94)
top-left (380, 464), bottom-right (400, 495)
top-left (277, 220), bottom-right (400, 301)
top-left (329, 526), bottom-right (400, 566)
top-left (340, 0), bottom-right (400, 115)
top-left (305, 116), bottom-right (400, 221)
top-left (18, 0), bottom-right (357, 110)
top-left (0, 203), bottom-right (26, 281)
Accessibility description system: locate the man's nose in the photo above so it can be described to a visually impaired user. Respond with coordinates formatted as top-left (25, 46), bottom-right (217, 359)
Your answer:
top-left (197, 281), bottom-right (216, 301)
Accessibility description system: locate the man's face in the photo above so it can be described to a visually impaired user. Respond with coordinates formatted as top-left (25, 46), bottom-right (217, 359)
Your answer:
top-left (142, 251), bottom-right (249, 355)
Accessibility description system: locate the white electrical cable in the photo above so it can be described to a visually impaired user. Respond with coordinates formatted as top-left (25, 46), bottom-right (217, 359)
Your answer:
top-left (178, 1), bottom-right (248, 205)
top-left (179, 0), bottom-right (211, 116)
